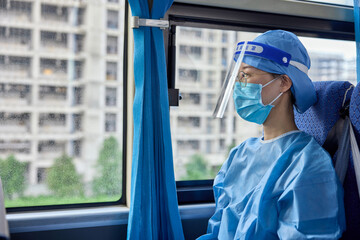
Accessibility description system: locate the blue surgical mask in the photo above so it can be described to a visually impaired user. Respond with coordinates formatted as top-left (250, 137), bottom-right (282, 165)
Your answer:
top-left (233, 77), bottom-right (283, 124)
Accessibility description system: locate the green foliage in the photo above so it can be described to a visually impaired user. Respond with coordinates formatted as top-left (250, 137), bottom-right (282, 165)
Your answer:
top-left (181, 154), bottom-right (216, 180)
top-left (47, 154), bottom-right (83, 197)
top-left (92, 136), bottom-right (122, 196)
top-left (0, 155), bottom-right (26, 200)
top-left (4, 194), bottom-right (120, 208)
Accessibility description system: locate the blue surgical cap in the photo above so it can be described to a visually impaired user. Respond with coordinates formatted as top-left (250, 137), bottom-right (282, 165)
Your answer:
top-left (243, 30), bottom-right (317, 113)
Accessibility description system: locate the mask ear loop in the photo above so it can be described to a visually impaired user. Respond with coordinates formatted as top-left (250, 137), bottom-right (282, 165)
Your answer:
top-left (262, 75), bottom-right (284, 106)
top-left (262, 75), bottom-right (282, 88)
top-left (268, 92), bottom-right (283, 106)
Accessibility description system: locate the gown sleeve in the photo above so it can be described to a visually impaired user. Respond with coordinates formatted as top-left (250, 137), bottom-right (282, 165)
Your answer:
top-left (276, 155), bottom-right (346, 240)
top-left (196, 148), bottom-right (237, 240)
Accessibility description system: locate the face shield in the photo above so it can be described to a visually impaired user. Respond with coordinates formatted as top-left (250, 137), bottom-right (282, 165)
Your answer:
top-left (213, 41), bottom-right (292, 118)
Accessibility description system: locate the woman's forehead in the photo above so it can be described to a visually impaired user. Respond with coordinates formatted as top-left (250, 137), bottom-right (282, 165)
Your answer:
top-left (240, 63), bottom-right (268, 74)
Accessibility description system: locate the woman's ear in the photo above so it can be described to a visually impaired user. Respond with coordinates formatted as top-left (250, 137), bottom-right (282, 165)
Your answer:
top-left (280, 75), bottom-right (292, 93)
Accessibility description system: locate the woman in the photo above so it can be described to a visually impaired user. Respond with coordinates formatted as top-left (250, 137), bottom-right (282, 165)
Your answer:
top-left (198, 30), bottom-right (346, 239)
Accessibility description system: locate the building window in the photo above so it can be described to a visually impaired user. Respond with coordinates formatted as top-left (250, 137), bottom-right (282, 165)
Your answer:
top-left (41, 31), bottom-right (67, 50)
top-left (105, 88), bottom-right (117, 106)
top-left (105, 113), bottom-right (117, 132)
top-left (107, 10), bottom-right (119, 29)
top-left (0, 55), bottom-right (31, 78)
top-left (107, 36), bottom-right (118, 54)
top-left (39, 86), bottom-right (67, 100)
top-left (73, 87), bottom-right (83, 105)
top-left (0, 0), bottom-right (32, 21)
top-left (222, 32), bottom-right (228, 43)
top-left (106, 62), bottom-right (118, 80)
top-left (0, 27), bottom-right (32, 50)
top-left (178, 69), bottom-right (200, 82)
top-left (41, 4), bottom-right (68, 23)
top-left (0, 84), bottom-right (31, 105)
top-left (37, 168), bottom-right (47, 184)
top-left (179, 45), bottom-right (202, 59)
top-left (40, 59), bottom-right (67, 78)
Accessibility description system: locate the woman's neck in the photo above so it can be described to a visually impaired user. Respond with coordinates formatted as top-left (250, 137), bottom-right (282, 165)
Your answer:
top-left (262, 96), bottom-right (298, 141)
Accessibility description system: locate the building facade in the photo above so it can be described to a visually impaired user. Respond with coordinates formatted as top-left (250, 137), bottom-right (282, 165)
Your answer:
top-left (0, 0), bottom-right (124, 195)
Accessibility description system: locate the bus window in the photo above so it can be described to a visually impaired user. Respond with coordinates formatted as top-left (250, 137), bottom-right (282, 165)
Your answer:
top-left (171, 26), bottom-right (356, 182)
top-left (0, 0), bottom-right (126, 209)
top-left (171, 27), bottom-right (263, 181)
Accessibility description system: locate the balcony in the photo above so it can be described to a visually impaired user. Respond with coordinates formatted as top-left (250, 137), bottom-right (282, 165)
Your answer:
top-left (0, 141), bottom-right (31, 155)
top-left (40, 32), bottom-right (84, 55)
top-left (0, 112), bottom-right (30, 133)
top-left (0, 84), bottom-right (31, 106)
top-left (176, 140), bottom-right (200, 156)
top-left (38, 86), bottom-right (67, 106)
top-left (178, 92), bottom-right (202, 108)
top-left (38, 141), bottom-right (66, 160)
top-left (0, 55), bottom-right (32, 79)
top-left (39, 113), bottom-right (67, 133)
top-left (0, 0), bottom-right (32, 24)
top-left (0, 29), bottom-right (32, 53)
top-left (40, 59), bottom-right (67, 81)
top-left (177, 117), bottom-right (202, 134)
top-left (0, 39), bottom-right (31, 52)
top-left (41, 5), bottom-right (85, 28)
top-left (0, 67), bottom-right (31, 80)
top-left (41, 31), bottom-right (68, 52)
top-left (178, 28), bottom-right (203, 42)
top-left (177, 69), bottom-right (201, 86)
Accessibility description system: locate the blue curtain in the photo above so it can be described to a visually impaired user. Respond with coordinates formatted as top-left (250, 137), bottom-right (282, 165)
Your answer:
top-left (355, 0), bottom-right (360, 83)
top-left (126, 0), bottom-right (185, 239)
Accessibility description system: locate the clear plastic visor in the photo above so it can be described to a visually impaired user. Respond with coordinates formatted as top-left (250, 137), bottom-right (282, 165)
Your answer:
top-left (213, 41), bottom-right (292, 118)
top-left (213, 41), bottom-right (248, 118)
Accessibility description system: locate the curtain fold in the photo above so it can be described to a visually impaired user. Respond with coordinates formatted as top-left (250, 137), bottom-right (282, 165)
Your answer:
top-left (355, 0), bottom-right (360, 83)
top-left (126, 0), bottom-right (185, 239)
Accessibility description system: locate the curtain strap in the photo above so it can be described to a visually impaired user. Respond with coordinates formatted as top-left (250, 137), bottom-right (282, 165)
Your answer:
top-left (131, 16), bottom-right (169, 29)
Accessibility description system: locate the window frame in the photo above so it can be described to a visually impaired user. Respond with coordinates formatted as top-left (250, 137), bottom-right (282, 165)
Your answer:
top-left (164, 2), bottom-right (355, 205)
top-left (5, 1), bottom-right (129, 213)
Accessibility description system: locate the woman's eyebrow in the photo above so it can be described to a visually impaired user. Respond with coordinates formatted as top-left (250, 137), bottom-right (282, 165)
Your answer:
top-left (241, 66), bottom-right (255, 72)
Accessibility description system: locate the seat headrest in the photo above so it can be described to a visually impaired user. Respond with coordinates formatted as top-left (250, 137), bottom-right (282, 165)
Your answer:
top-left (295, 81), bottom-right (354, 145)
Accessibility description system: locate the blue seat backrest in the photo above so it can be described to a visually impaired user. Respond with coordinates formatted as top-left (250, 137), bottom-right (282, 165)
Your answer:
top-left (295, 81), bottom-right (358, 240)
top-left (345, 82), bottom-right (360, 240)
top-left (294, 81), bottom-right (353, 145)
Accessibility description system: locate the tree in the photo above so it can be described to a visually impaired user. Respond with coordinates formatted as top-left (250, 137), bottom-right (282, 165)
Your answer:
top-left (181, 154), bottom-right (214, 180)
top-left (92, 136), bottom-right (122, 196)
top-left (0, 155), bottom-right (26, 200)
top-left (47, 154), bottom-right (83, 197)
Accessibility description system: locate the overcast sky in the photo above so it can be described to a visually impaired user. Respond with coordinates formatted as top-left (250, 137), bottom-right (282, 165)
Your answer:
top-left (299, 36), bottom-right (356, 59)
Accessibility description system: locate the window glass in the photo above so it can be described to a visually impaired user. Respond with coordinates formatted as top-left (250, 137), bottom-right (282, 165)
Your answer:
top-left (172, 27), bottom-right (262, 181)
top-left (300, 0), bottom-right (353, 6)
top-left (299, 36), bottom-right (356, 85)
top-left (0, 0), bottom-right (125, 208)
top-left (172, 26), bottom-right (356, 181)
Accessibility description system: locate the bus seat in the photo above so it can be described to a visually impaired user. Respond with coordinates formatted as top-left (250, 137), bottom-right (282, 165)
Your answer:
top-left (345, 82), bottom-right (360, 240)
top-left (294, 81), bottom-right (359, 240)
top-left (294, 81), bottom-right (353, 146)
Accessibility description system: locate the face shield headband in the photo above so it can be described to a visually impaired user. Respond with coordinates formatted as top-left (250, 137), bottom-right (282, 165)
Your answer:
top-left (212, 41), bottom-right (309, 118)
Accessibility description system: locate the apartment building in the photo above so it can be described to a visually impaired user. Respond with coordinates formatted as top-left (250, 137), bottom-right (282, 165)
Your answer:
top-left (0, 0), bottom-right (124, 195)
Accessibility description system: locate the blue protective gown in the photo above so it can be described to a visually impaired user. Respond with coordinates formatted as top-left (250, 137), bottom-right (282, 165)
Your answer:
top-left (198, 130), bottom-right (346, 240)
